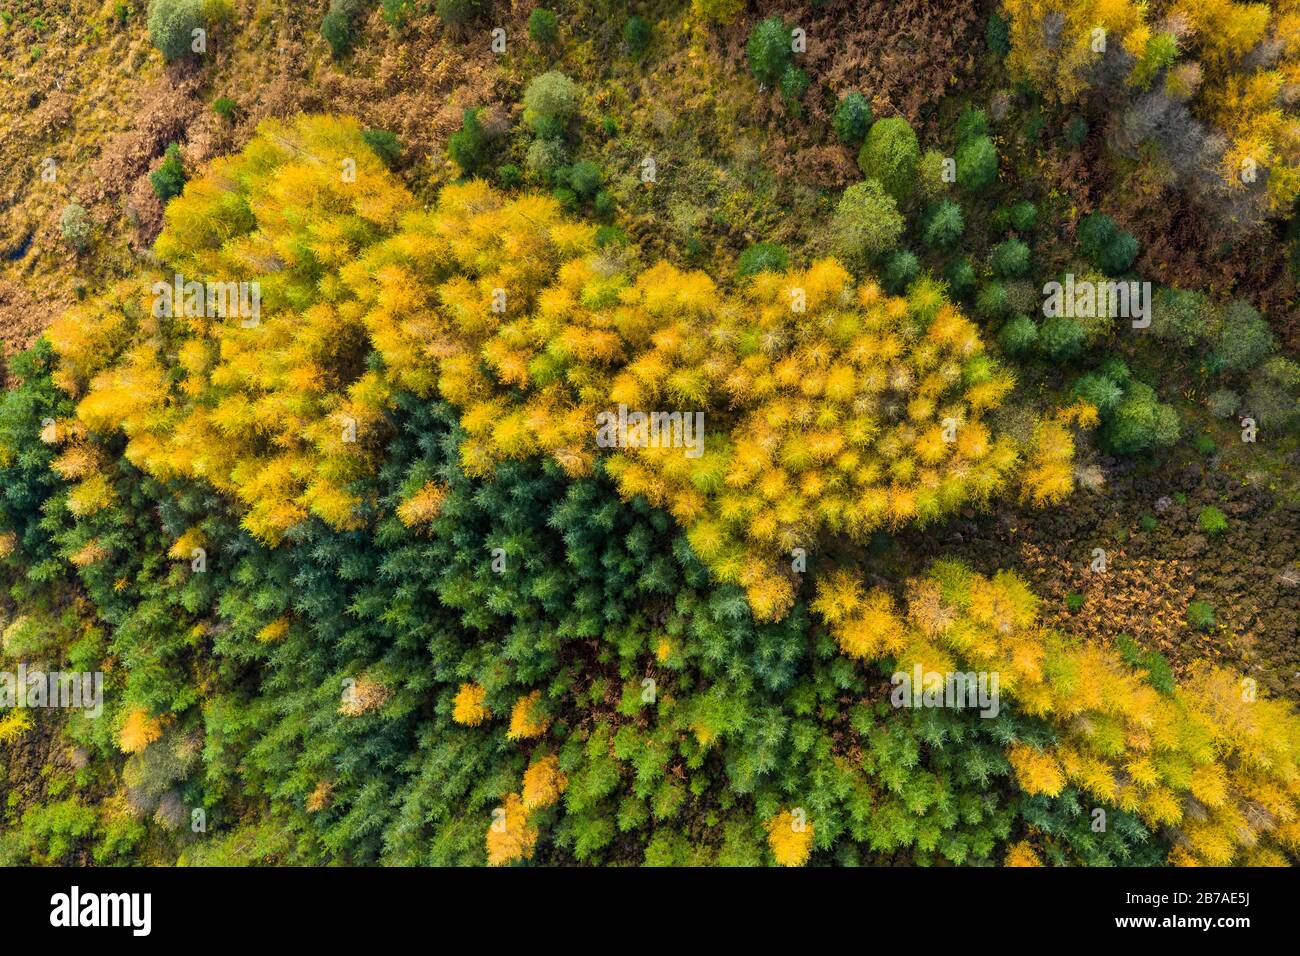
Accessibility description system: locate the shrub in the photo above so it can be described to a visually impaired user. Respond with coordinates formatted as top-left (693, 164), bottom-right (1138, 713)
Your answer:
top-left (525, 137), bottom-right (568, 180)
top-left (1187, 600), bottom-right (1216, 631)
top-left (1150, 287), bottom-right (1212, 349)
top-left (833, 180), bottom-right (903, 264)
top-left (593, 190), bottom-right (615, 219)
top-left (737, 243), bottom-right (790, 278)
top-left (565, 160), bottom-right (602, 198)
top-left (882, 250), bottom-right (919, 293)
top-left (955, 106), bottom-right (988, 144)
top-left (212, 96), bottom-right (237, 121)
top-left (1198, 505), bottom-right (1228, 535)
top-left (436, 0), bottom-right (481, 26)
top-left (955, 135), bottom-right (997, 192)
top-left (624, 15), bottom-right (650, 56)
top-left (497, 164), bottom-right (523, 189)
top-left (1104, 381), bottom-right (1180, 455)
top-left (1038, 316), bottom-right (1086, 361)
top-left (1065, 592), bottom-right (1085, 613)
top-left (858, 118), bottom-right (920, 203)
top-left (1209, 300), bottom-right (1273, 373)
top-left (944, 258), bottom-right (976, 298)
top-left (779, 65), bottom-right (810, 106)
top-left (1008, 200), bottom-right (1037, 232)
top-left (975, 282), bottom-right (1011, 320)
top-left (381, 0), bottom-right (414, 29)
top-left (59, 203), bottom-right (92, 252)
top-left (1078, 213), bottom-right (1138, 276)
top-left (1206, 388), bottom-right (1240, 418)
top-left (916, 149), bottom-right (949, 202)
top-left (147, 0), bottom-right (206, 61)
top-left (692, 0), bottom-right (744, 23)
top-left (1071, 372), bottom-right (1124, 414)
top-left (149, 143), bottom-right (186, 202)
top-left (320, 11), bottom-right (353, 57)
top-left (1065, 115), bottom-right (1088, 147)
top-left (528, 8), bottom-right (558, 45)
top-left (986, 12), bottom-right (1010, 57)
top-left (998, 314), bottom-right (1038, 355)
top-left (523, 72), bottom-right (580, 131)
top-left (991, 238), bottom-right (1030, 278)
top-left (833, 93), bottom-right (873, 144)
top-left (923, 200), bottom-right (964, 249)
top-left (362, 128), bottom-right (402, 169)
top-left (747, 16), bottom-right (792, 88)
top-left (447, 110), bottom-right (486, 175)
top-left (1246, 357), bottom-right (1300, 431)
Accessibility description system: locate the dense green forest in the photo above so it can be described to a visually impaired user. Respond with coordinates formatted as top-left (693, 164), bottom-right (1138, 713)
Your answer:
top-left (1, 0), bottom-right (1299, 867)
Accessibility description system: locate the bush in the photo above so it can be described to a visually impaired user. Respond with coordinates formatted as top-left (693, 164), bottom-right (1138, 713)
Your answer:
top-left (1104, 381), bottom-right (1180, 455)
top-left (747, 16), bottom-right (792, 87)
top-left (1150, 287), bottom-right (1212, 349)
top-left (59, 203), bottom-right (92, 252)
top-left (944, 258), bottom-right (976, 298)
top-left (1065, 115), bottom-right (1088, 147)
top-left (857, 117), bottom-right (920, 203)
top-left (523, 72), bottom-right (580, 131)
top-left (955, 135), bottom-right (997, 193)
top-left (447, 111), bottom-right (485, 175)
top-left (922, 200), bottom-right (964, 249)
top-left (526, 137), bottom-right (568, 180)
top-left (737, 243), bottom-right (790, 278)
top-left (1008, 200), bottom-right (1037, 232)
top-left (320, 11), bottom-right (353, 57)
top-left (955, 107), bottom-right (988, 145)
top-left (882, 250), bottom-right (919, 293)
top-left (986, 12), bottom-right (1010, 57)
top-left (528, 8), bottom-right (558, 45)
top-left (436, 0), bottom-right (481, 26)
top-left (565, 160), bottom-right (602, 198)
top-left (212, 96), bottom-right (237, 121)
top-left (833, 93), bottom-right (873, 145)
top-left (593, 190), bottom-right (616, 219)
top-left (1206, 388), bottom-right (1240, 418)
top-left (624, 15), bottom-right (650, 56)
top-left (1209, 300), bottom-right (1273, 373)
top-left (357, 130), bottom-right (400, 170)
top-left (833, 180), bottom-right (903, 264)
top-left (1078, 213), bottom-right (1138, 276)
top-left (998, 314), bottom-right (1038, 356)
top-left (497, 164), bottom-right (523, 189)
top-left (975, 282), bottom-right (1011, 320)
top-left (692, 0), bottom-right (744, 23)
top-left (1038, 316), bottom-right (1086, 361)
top-left (1245, 357), bottom-right (1300, 431)
top-left (779, 65), bottom-right (810, 106)
top-left (1071, 371), bottom-right (1124, 414)
top-left (149, 143), bottom-right (186, 202)
top-left (1198, 505), bottom-right (1228, 536)
top-left (381, 0), bottom-right (414, 29)
top-left (147, 0), bottom-right (206, 61)
top-left (991, 239), bottom-right (1030, 278)
top-left (1187, 600), bottom-right (1216, 631)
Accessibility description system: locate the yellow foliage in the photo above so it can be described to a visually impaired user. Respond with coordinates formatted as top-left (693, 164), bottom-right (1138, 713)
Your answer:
top-left (395, 481), bottom-right (449, 528)
top-left (486, 792), bottom-right (538, 866)
top-left (452, 682), bottom-right (491, 726)
top-left (521, 754), bottom-right (567, 811)
top-left (507, 690), bottom-right (550, 740)
top-left (765, 810), bottom-right (814, 866)
top-left (119, 707), bottom-right (163, 754)
top-left (1004, 841), bottom-right (1044, 866)
top-left (0, 708), bottom-right (33, 745)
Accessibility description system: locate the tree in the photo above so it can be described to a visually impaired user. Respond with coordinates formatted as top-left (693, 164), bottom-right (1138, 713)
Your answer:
top-left (624, 15), bottom-right (651, 57)
top-left (746, 16), bottom-right (791, 88)
top-left (955, 135), bottom-right (998, 193)
top-left (523, 71), bottom-right (580, 132)
top-left (149, 143), bottom-right (186, 202)
top-left (833, 180), bottom-right (903, 264)
top-left (858, 117), bottom-right (920, 203)
top-left (447, 110), bottom-right (487, 175)
top-left (1078, 213), bottom-right (1138, 276)
top-left (147, 0), bottom-right (207, 61)
top-left (833, 93), bottom-right (873, 144)
top-left (59, 203), bottom-right (92, 253)
top-left (528, 8), bottom-right (558, 46)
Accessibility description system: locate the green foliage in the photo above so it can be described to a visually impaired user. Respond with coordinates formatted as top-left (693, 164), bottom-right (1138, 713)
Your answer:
top-left (944, 258), bottom-right (976, 299)
top-left (986, 12), bottom-right (1010, 57)
top-left (1246, 357), bottom-right (1300, 431)
top-left (1008, 200), bottom-right (1037, 233)
top-left (1038, 316), bottom-right (1086, 361)
top-left (747, 16), bottom-right (792, 88)
top-left (1150, 287), bottom-right (1212, 349)
top-left (381, 0), bottom-right (414, 29)
top-left (858, 118), bottom-right (920, 203)
top-left (624, 15), bottom-right (650, 57)
top-left (737, 242), bottom-right (790, 278)
top-left (564, 160), bottom-right (602, 198)
top-left (923, 200), bottom-right (964, 249)
top-left (779, 65), bottom-right (810, 107)
top-left (523, 71), bottom-right (581, 132)
top-left (447, 109), bottom-right (486, 175)
top-left (1064, 115), bottom-right (1088, 147)
top-left (882, 249), bottom-right (919, 293)
top-left (212, 96), bottom-right (237, 121)
top-left (436, 0), bottom-right (482, 27)
top-left (997, 314), bottom-right (1038, 356)
top-left (149, 143), bottom-right (186, 202)
top-left (1209, 300), bottom-right (1273, 373)
top-left (833, 180), bottom-right (904, 265)
top-left (1198, 505), bottom-right (1228, 536)
top-left (955, 106), bottom-right (988, 145)
top-left (833, 92), bottom-right (873, 145)
top-left (1103, 380), bottom-right (1180, 456)
top-left (146, 0), bottom-right (206, 61)
top-left (991, 239), bottom-right (1030, 278)
top-left (528, 8), bottom-right (558, 45)
top-left (59, 203), bottom-right (91, 253)
top-left (497, 163), bottom-right (523, 189)
top-left (955, 135), bottom-right (997, 193)
top-left (1077, 213), bottom-right (1138, 276)
top-left (363, 128), bottom-right (402, 169)
top-left (1187, 600), bottom-right (1216, 631)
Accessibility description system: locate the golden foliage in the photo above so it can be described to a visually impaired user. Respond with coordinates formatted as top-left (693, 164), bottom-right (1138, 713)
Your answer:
top-left (765, 810), bottom-right (814, 867)
top-left (1005, 840), bottom-right (1044, 866)
top-left (0, 708), bottom-right (33, 745)
top-left (506, 690), bottom-right (550, 740)
top-left (118, 707), bottom-right (163, 754)
top-left (521, 754), bottom-right (567, 811)
top-left (815, 561), bottom-right (1300, 865)
top-left (452, 682), bottom-right (491, 726)
top-left (396, 481), bottom-right (449, 528)
top-left (486, 792), bottom-right (538, 866)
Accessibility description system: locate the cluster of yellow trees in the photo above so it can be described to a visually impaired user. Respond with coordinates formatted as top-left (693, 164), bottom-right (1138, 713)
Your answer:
top-left (45, 115), bottom-right (1080, 621)
top-left (1004, 0), bottom-right (1300, 212)
top-left (814, 561), bottom-right (1300, 865)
